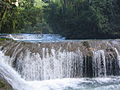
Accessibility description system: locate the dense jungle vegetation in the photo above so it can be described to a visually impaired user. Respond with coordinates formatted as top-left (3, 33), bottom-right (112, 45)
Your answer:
top-left (0, 0), bottom-right (120, 39)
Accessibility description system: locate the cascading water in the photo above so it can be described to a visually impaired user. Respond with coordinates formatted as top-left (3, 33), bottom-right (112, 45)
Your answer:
top-left (1, 51), bottom-right (120, 90)
top-left (0, 51), bottom-right (31, 90)
top-left (0, 34), bottom-right (120, 90)
top-left (2, 39), bottom-right (120, 80)
top-left (92, 50), bottom-right (106, 77)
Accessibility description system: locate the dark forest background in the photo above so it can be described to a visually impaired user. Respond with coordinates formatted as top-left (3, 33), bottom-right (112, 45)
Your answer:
top-left (0, 0), bottom-right (120, 39)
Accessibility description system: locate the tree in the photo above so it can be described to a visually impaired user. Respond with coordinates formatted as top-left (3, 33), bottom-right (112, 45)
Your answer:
top-left (44, 0), bottom-right (120, 39)
top-left (0, 0), bottom-right (18, 33)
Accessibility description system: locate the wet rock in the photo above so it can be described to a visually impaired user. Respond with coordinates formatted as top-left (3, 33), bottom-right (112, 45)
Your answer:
top-left (0, 79), bottom-right (12, 90)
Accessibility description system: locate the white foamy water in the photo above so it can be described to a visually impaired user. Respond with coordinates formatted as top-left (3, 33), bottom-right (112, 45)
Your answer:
top-left (1, 51), bottom-right (120, 90)
top-left (12, 49), bottom-right (83, 80)
top-left (6, 34), bottom-right (65, 42)
top-left (4, 47), bottom-right (120, 80)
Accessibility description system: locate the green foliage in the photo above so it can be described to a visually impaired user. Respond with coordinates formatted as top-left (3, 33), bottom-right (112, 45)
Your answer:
top-left (16, 7), bottom-right (43, 33)
top-left (0, 80), bottom-right (12, 90)
top-left (0, 0), bottom-right (51, 34)
top-left (0, 80), bottom-right (5, 88)
top-left (0, 0), bottom-right (120, 38)
top-left (44, 0), bottom-right (120, 39)
top-left (0, 0), bottom-right (17, 33)
top-left (15, 0), bottom-right (51, 33)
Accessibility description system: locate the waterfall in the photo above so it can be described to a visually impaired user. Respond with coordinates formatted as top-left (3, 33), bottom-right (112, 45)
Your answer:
top-left (1, 54), bottom-right (120, 90)
top-left (0, 51), bottom-right (31, 90)
top-left (0, 39), bottom-right (120, 90)
top-left (92, 50), bottom-right (106, 77)
top-left (0, 40), bottom-right (120, 80)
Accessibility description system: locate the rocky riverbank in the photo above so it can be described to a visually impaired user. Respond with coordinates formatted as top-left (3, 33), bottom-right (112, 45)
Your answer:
top-left (0, 79), bottom-right (12, 90)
